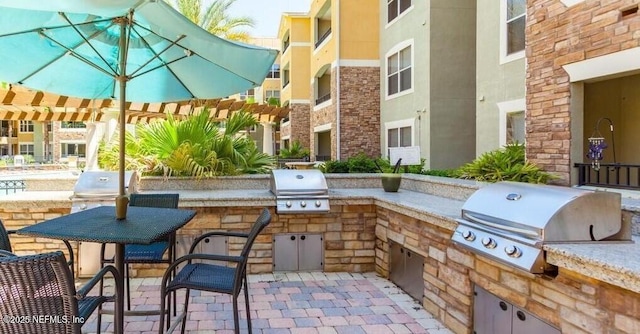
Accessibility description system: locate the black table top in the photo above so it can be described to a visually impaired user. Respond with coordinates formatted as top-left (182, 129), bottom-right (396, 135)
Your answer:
top-left (18, 206), bottom-right (197, 244)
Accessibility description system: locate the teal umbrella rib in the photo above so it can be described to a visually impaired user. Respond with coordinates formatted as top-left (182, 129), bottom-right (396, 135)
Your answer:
top-left (59, 13), bottom-right (120, 76)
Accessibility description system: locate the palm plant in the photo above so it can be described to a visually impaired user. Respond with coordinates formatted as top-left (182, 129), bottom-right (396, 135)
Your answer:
top-left (279, 140), bottom-right (310, 159)
top-left (170, 0), bottom-right (254, 42)
top-left (98, 109), bottom-right (275, 177)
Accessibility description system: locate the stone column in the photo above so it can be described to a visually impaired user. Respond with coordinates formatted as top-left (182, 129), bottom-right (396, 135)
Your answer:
top-left (262, 122), bottom-right (274, 155)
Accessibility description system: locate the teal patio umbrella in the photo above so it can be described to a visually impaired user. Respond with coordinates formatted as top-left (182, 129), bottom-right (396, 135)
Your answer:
top-left (0, 0), bottom-right (278, 196)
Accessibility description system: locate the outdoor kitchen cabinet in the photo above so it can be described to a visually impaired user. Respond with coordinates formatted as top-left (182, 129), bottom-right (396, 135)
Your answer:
top-left (273, 233), bottom-right (323, 271)
top-left (389, 241), bottom-right (424, 302)
top-left (473, 286), bottom-right (560, 334)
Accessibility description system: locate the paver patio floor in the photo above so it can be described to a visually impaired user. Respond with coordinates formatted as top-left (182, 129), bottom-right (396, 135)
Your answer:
top-left (83, 272), bottom-right (453, 334)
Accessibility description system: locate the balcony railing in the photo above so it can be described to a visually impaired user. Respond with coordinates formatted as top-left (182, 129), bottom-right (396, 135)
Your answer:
top-left (574, 163), bottom-right (640, 190)
top-left (315, 28), bottom-right (332, 49)
top-left (315, 93), bottom-right (331, 106)
top-left (0, 179), bottom-right (25, 195)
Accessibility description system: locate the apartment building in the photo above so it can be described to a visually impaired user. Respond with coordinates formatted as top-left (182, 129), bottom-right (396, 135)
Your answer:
top-left (228, 37), bottom-right (282, 154)
top-left (522, 0), bottom-right (640, 187)
top-left (379, 0), bottom-right (476, 170)
top-left (278, 0), bottom-right (381, 161)
top-left (476, 0), bottom-right (526, 155)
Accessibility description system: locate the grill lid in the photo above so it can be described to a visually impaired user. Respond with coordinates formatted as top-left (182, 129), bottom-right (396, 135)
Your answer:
top-left (72, 171), bottom-right (137, 198)
top-left (270, 169), bottom-right (329, 214)
top-left (460, 181), bottom-right (621, 242)
top-left (270, 169), bottom-right (328, 195)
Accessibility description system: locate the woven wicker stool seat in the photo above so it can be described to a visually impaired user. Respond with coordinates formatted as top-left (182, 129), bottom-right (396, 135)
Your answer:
top-left (0, 251), bottom-right (121, 334)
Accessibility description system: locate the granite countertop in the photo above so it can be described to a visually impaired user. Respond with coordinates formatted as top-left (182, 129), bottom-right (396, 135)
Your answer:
top-left (4, 187), bottom-right (639, 295)
top-left (545, 237), bottom-right (640, 294)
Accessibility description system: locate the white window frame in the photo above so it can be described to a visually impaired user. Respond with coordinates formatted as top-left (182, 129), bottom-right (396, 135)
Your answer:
top-left (500, 0), bottom-right (526, 64)
top-left (385, 39), bottom-right (414, 100)
top-left (384, 118), bottom-right (415, 159)
top-left (60, 141), bottom-right (86, 158)
top-left (19, 121), bottom-right (34, 133)
top-left (386, 0), bottom-right (414, 27)
top-left (19, 142), bottom-right (34, 156)
top-left (498, 98), bottom-right (526, 146)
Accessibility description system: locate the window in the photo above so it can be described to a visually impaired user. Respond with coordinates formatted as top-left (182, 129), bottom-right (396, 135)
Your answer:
top-left (506, 0), bottom-right (525, 55)
top-left (267, 64), bottom-right (280, 79)
top-left (498, 99), bottom-right (526, 146)
top-left (61, 121), bottom-right (86, 129)
top-left (282, 68), bottom-right (290, 88)
top-left (19, 143), bottom-right (34, 156)
top-left (506, 111), bottom-right (525, 144)
top-left (388, 126), bottom-right (412, 149)
top-left (265, 90), bottom-right (280, 99)
top-left (19, 121), bottom-right (33, 132)
top-left (387, 45), bottom-right (412, 96)
top-left (61, 143), bottom-right (86, 158)
top-left (501, 0), bottom-right (525, 62)
top-left (388, 0), bottom-right (412, 23)
top-left (239, 89), bottom-right (255, 101)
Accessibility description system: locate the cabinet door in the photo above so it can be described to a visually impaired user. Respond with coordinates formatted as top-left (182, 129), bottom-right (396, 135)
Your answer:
top-left (512, 306), bottom-right (560, 334)
top-left (197, 235), bottom-right (228, 266)
top-left (298, 234), bottom-right (323, 271)
top-left (403, 249), bottom-right (424, 302)
top-left (389, 242), bottom-right (405, 288)
top-left (473, 286), bottom-right (512, 334)
top-left (273, 234), bottom-right (299, 271)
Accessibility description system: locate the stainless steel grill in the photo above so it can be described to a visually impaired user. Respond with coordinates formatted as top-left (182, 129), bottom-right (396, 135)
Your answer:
top-left (70, 170), bottom-right (137, 277)
top-left (70, 171), bottom-right (137, 212)
top-left (452, 181), bottom-right (625, 274)
top-left (270, 169), bottom-right (330, 214)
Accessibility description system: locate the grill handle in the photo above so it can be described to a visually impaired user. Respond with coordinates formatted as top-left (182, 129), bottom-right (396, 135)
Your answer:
top-left (463, 213), bottom-right (540, 238)
top-left (276, 191), bottom-right (327, 196)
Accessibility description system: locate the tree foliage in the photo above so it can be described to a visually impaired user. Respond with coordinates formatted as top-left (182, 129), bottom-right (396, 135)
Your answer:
top-left (170, 0), bottom-right (254, 42)
top-left (98, 109), bottom-right (274, 177)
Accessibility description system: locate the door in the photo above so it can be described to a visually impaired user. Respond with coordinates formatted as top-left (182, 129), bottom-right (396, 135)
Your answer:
top-left (473, 286), bottom-right (512, 334)
top-left (298, 234), bottom-right (323, 271)
top-left (273, 234), bottom-right (298, 271)
top-left (512, 306), bottom-right (560, 334)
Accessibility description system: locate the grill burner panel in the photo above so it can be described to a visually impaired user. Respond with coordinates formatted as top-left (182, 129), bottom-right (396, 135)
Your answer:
top-left (270, 169), bottom-right (330, 214)
top-left (452, 181), bottom-right (623, 274)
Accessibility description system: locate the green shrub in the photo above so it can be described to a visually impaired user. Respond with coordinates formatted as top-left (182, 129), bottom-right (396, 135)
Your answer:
top-left (346, 153), bottom-right (379, 173)
top-left (422, 169), bottom-right (459, 177)
top-left (279, 140), bottom-right (310, 159)
top-left (320, 160), bottom-right (349, 173)
top-left (456, 142), bottom-right (555, 183)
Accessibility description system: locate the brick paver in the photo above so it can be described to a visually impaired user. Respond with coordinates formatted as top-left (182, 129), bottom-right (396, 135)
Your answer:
top-left (82, 272), bottom-right (453, 334)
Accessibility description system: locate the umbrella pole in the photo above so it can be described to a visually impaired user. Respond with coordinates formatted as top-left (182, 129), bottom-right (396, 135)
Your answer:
top-left (118, 17), bottom-right (128, 198)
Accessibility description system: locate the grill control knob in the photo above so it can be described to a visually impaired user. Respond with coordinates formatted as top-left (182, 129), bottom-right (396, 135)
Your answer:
top-left (462, 230), bottom-right (476, 241)
top-left (300, 201), bottom-right (307, 208)
top-left (285, 201), bottom-right (292, 208)
top-left (315, 200), bottom-right (322, 207)
top-left (505, 245), bottom-right (522, 258)
top-left (481, 237), bottom-right (497, 249)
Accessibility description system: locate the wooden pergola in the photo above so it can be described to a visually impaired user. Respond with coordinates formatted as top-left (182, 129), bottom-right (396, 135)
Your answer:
top-left (0, 87), bottom-right (289, 124)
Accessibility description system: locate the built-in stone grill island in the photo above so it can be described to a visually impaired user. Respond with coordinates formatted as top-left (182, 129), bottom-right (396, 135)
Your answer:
top-left (3, 173), bottom-right (640, 334)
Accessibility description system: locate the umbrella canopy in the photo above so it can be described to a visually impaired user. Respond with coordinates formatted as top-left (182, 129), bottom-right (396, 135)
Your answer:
top-left (0, 0), bottom-right (278, 195)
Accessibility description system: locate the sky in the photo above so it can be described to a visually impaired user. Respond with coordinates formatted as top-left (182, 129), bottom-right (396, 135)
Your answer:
top-left (226, 0), bottom-right (312, 37)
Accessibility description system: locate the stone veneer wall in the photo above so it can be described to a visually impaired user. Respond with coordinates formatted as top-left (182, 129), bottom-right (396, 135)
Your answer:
top-left (338, 66), bottom-right (380, 160)
top-left (309, 66), bottom-right (381, 161)
top-left (1, 204), bottom-right (377, 278)
top-left (526, 1), bottom-right (640, 185)
top-left (375, 206), bottom-right (640, 334)
top-left (287, 103), bottom-right (311, 150)
top-left (52, 123), bottom-right (85, 162)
